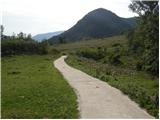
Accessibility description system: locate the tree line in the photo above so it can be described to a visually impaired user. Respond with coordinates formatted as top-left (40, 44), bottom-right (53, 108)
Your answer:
top-left (127, 1), bottom-right (159, 76)
top-left (1, 28), bottom-right (50, 56)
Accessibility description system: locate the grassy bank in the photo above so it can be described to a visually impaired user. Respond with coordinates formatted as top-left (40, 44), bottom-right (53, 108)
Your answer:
top-left (2, 55), bottom-right (78, 118)
top-left (65, 55), bottom-right (158, 118)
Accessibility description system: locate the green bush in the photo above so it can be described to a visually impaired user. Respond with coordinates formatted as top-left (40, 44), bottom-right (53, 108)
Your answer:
top-left (1, 40), bottom-right (50, 56)
top-left (136, 60), bottom-right (143, 71)
top-left (77, 47), bottom-right (106, 60)
top-left (49, 48), bottom-right (60, 55)
top-left (108, 53), bottom-right (122, 65)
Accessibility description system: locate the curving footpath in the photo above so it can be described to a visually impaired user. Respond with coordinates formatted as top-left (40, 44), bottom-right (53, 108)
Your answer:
top-left (54, 56), bottom-right (154, 119)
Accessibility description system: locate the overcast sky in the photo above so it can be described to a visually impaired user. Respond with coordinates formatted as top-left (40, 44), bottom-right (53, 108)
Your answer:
top-left (1, 0), bottom-right (137, 36)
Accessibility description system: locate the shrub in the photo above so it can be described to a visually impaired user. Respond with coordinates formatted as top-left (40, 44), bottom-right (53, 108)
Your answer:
top-left (77, 47), bottom-right (106, 60)
top-left (1, 40), bottom-right (50, 56)
top-left (49, 48), bottom-right (60, 55)
top-left (136, 60), bottom-right (143, 70)
top-left (108, 53), bottom-right (122, 65)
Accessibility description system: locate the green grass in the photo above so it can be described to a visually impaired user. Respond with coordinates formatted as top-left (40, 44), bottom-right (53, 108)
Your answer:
top-left (66, 55), bottom-right (158, 118)
top-left (61, 33), bottom-right (159, 117)
top-left (2, 55), bottom-right (78, 118)
top-left (54, 35), bottom-right (127, 52)
top-left (59, 35), bottom-right (159, 117)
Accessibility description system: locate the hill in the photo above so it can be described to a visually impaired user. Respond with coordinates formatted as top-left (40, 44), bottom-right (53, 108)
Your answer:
top-left (49, 8), bottom-right (136, 43)
top-left (33, 31), bottom-right (64, 42)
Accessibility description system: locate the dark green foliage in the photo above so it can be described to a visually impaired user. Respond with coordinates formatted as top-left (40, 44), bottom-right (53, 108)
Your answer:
top-left (108, 53), bottom-right (121, 65)
top-left (1, 31), bottom-right (53, 56)
top-left (1, 25), bottom-right (4, 36)
top-left (62, 52), bottom-right (67, 55)
top-left (38, 40), bottom-right (50, 54)
top-left (26, 34), bottom-right (32, 41)
top-left (77, 47), bottom-right (106, 60)
top-left (107, 46), bottom-right (123, 65)
top-left (49, 48), bottom-right (60, 55)
top-left (1, 35), bottom-right (50, 56)
top-left (111, 43), bottom-right (121, 47)
top-left (58, 37), bottom-right (66, 44)
top-left (128, 1), bottom-right (159, 76)
top-left (136, 60), bottom-right (143, 71)
top-left (1, 40), bottom-right (49, 56)
top-left (126, 29), bottom-right (142, 53)
top-left (2, 40), bottom-right (37, 56)
top-left (76, 45), bottom-right (125, 66)
top-left (17, 32), bottom-right (25, 39)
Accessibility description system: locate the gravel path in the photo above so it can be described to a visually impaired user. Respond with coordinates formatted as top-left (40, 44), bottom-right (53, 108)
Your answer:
top-left (54, 56), bottom-right (154, 119)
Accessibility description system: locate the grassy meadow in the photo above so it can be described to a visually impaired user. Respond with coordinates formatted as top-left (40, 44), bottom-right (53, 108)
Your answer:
top-left (1, 55), bottom-right (78, 118)
top-left (54, 35), bottom-right (127, 52)
top-left (1, 35), bottom-right (158, 118)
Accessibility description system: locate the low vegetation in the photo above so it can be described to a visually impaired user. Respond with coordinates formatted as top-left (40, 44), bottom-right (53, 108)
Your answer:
top-left (54, 35), bottom-right (127, 51)
top-left (66, 54), bottom-right (158, 118)
top-left (1, 32), bottom-right (57, 56)
top-left (2, 55), bottom-right (78, 118)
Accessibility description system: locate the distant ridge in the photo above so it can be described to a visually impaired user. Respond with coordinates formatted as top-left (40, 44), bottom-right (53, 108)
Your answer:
top-left (33, 31), bottom-right (64, 42)
top-left (49, 8), bottom-right (136, 43)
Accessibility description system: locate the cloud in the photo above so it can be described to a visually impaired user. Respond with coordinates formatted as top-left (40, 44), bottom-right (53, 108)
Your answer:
top-left (2, 0), bottom-right (137, 35)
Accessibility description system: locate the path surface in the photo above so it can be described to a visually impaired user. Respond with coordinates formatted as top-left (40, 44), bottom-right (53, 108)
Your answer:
top-left (54, 56), bottom-right (154, 119)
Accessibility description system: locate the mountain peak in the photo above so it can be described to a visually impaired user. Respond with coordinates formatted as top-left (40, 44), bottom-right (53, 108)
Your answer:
top-left (49, 8), bottom-right (136, 43)
top-left (84, 8), bottom-right (118, 20)
top-left (92, 8), bottom-right (111, 12)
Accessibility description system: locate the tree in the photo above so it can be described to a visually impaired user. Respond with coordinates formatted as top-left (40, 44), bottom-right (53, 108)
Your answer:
top-left (129, 1), bottom-right (159, 16)
top-left (58, 37), bottom-right (66, 44)
top-left (1, 25), bottom-right (4, 39)
top-left (11, 32), bottom-right (16, 39)
top-left (17, 32), bottom-right (25, 39)
top-left (129, 1), bottom-right (159, 75)
top-left (26, 34), bottom-right (32, 41)
top-left (38, 40), bottom-right (49, 54)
